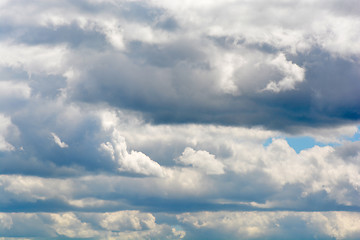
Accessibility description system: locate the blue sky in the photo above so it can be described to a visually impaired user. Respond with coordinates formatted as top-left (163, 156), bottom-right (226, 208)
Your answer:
top-left (1, 0), bottom-right (360, 239)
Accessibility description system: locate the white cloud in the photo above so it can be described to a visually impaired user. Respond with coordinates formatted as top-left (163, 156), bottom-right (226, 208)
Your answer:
top-left (0, 114), bottom-right (16, 151)
top-left (214, 52), bottom-right (243, 95)
top-left (297, 125), bottom-right (359, 143)
top-left (264, 53), bottom-right (305, 92)
top-left (305, 212), bottom-right (360, 240)
top-left (2, 210), bottom-right (359, 240)
top-left (68, 198), bottom-right (118, 208)
top-left (311, 14), bottom-right (360, 57)
top-left (0, 1), bottom-right (359, 238)
top-left (100, 19), bottom-right (126, 50)
top-left (0, 211), bottom-right (184, 239)
top-left (0, 43), bottom-right (68, 76)
top-left (0, 81), bottom-right (31, 100)
top-left (0, 175), bottom-right (72, 203)
top-left (260, 139), bottom-right (360, 206)
top-left (100, 211), bottom-right (156, 231)
top-left (177, 211), bottom-right (360, 240)
top-left (101, 129), bottom-right (165, 177)
top-left (0, 213), bottom-right (13, 230)
top-left (151, 0), bottom-right (360, 57)
top-left (178, 211), bottom-right (281, 238)
top-left (94, 109), bottom-right (360, 207)
top-left (98, 108), bottom-right (277, 151)
top-left (50, 132), bottom-right (69, 148)
top-left (177, 147), bottom-right (225, 175)
top-left (50, 213), bottom-right (98, 238)
top-left (1, 107), bottom-right (359, 210)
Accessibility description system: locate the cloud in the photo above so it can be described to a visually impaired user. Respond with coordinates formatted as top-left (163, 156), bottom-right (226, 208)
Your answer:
top-left (290, 124), bottom-right (359, 143)
top-left (2, 107), bottom-right (357, 212)
top-left (177, 211), bottom-right (360, 240)
top-left (1, 0), bottom-right (358, 130)
top-left (50, 132), bottom-right (68, 148)
top-left (0, 114), bottom-right (17, 151)
top-left (1, 133), bottom-right (359, 213)
top-left (0, 0), bottom-right (359, 239)
top-left (177, 147), bottom-right (225, 175)
top-left (0, 81), bottom-right (31, 100)
top-left (0, 213), bottom-right (13, 230)
top-left (0, 211), bottom-right (184, 239)
top-left (50, 213), bottom-right (98, 238)
top-left (99, 210), bottom-right (156, 231)
top-left (1, 211), bottom-right (359, 239)
top-left (263, 53), bottom-right (305, 92)
top-left (0, 43), bottom-right (68, 76)
top-left (100, 129), bottom-right (165, 177)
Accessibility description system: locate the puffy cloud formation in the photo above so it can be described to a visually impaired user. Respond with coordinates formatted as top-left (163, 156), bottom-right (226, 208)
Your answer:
top-left (100, 129), bottom-right (165, 177)
top-left (99, 211), bottom-right (156, 231)
top-left (50, 213), bottom-right (98, 238)
top-left (263, 53), bottom-right (305, 92)
top-left (177, 147), bottom-right (225, 175)
top-left (178, 211), bottom-right (360, 240)
top-left (0, 211), bottom-right (359, 239)
top-left (0, 211), bottom-right (183, 239)
top-left (0, 0), bottom-right (360, 239)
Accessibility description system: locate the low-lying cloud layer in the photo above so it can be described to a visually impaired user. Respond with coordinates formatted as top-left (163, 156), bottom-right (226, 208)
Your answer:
top-left (0, 0), bottom-right (359, 239)
top-left (0, 211), bottom-right (360, 239)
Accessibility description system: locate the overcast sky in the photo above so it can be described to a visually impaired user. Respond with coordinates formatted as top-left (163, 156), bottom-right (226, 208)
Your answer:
top-left (0, 0), bottom-right (360, 239)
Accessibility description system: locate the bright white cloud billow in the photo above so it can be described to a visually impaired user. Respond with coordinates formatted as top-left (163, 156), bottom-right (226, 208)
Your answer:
top-left (0, 0), bottom-right (359, 239)
top-left (177, 147), bottom-right (225, 175)
top-left (177, 211), bottom-right (360, 240)
top-left (100, 129), bottom-right (165, 177)
top-left (263, 53), bottom-right (305, 92)
top-left (50, 132), bottom-right (68, 148)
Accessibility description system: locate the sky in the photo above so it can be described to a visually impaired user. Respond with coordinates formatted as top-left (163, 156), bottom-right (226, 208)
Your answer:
top-left (0, 0), bottom-right (360, 239)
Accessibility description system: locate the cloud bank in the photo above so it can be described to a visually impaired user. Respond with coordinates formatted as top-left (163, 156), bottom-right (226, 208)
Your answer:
top-left (0, 0), bottom-right (359, 239)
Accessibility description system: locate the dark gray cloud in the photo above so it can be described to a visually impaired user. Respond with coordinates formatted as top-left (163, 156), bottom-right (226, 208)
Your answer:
top-left (1, 0), bottom-right (359, 131)
top-left (62, 36), bottom-right (359, 132)
top-left (69, 52), bottom-right (360, 132)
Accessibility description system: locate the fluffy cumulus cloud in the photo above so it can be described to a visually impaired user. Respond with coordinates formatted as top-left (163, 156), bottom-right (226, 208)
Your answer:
top-left (177, 211), bottom-right (360, 240)
top-left (0, 0), bottom-right (360, 239)
top-left (100, 129), bottom-right (165, 177)
top-left (177, 147), bottom-right (225, 175)
top-left (0, 211), bottom-right (182, 239)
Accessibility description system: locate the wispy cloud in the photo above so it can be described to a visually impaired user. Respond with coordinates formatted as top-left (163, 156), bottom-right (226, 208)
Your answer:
top-left (51, 132), bottom-right (69, 148)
